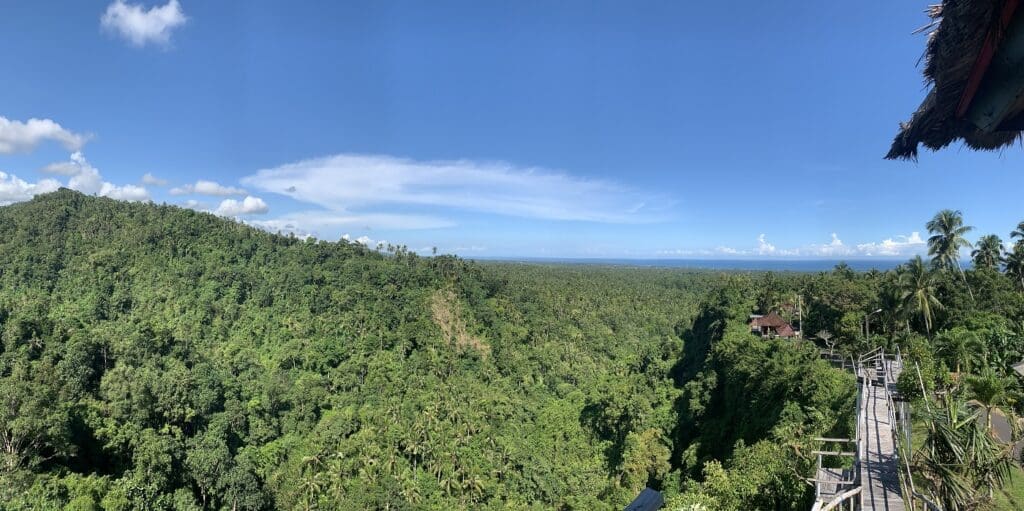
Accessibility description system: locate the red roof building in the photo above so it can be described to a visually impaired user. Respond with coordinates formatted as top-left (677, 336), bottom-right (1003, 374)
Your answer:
top-left (749, 312), bottom-right (798, 339)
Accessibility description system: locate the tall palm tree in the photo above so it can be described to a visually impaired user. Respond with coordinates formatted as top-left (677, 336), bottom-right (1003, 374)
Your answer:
top-left (971, 234), bottom-right (1004, 270)
top-left (899, 256), bottom-right (944, 337)
top-left (1006, 243), bottom-right (1024, 292)
top-left (1010, 220), bottom-right (1024, 244)
top-left (927, 209), bottom-right (974, 298)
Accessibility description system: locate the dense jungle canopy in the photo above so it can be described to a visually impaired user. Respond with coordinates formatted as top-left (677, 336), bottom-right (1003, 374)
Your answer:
top-left (2, 191), bottom-right (1023, 510)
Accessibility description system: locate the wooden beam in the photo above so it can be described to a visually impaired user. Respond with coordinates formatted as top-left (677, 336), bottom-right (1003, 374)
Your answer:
top-left (812, 450), bottom-right (856, 457)
top-left (806, 478), bottom-right (857, 485)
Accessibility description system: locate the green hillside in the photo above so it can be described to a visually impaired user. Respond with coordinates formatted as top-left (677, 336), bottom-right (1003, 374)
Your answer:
top-left (0, 190), bottom-right (858, 510)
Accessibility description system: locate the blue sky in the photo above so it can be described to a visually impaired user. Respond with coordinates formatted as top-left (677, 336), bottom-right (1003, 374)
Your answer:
top-left (2, 1), bottom-right (1023, 259)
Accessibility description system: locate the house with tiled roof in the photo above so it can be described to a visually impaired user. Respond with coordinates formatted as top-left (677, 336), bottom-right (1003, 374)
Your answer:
top-left (749, 312), bottom-right (797, 339)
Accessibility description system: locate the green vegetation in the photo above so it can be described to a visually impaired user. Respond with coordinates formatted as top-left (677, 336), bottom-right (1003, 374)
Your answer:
top-left (0, 191), bottom-right (845, 510)
top-left (1, 190), bottom-right (1023, 510)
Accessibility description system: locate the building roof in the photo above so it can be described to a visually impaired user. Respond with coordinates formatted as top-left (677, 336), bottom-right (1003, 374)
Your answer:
top-left (776, 323), bottom-right (796, 338)
top-left (750, 312), bottom-right (789, 328)
top-left (887, 0), bottom-right (1024, 160)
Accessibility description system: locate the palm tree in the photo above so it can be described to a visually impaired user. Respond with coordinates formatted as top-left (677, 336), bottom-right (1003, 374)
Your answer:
top-left (1010, 220), bottom-right (1024, 244)
top-left (966, 366), bottom-right (1014, 432)
top-left (935, 328), bottom-right (982, 375)
top-left (916, 396), bottom-right (1013, 511)
top-left (899, 256), bottom-right (944, 337)
top-left (927, 209), bottom-right (974, 298)
top-left (971, 234), bottom-right (1004, 270)
top-left (1005, 243), bottom-right (1024, 292)
top-left (878, 276), bottom-right (906, 337)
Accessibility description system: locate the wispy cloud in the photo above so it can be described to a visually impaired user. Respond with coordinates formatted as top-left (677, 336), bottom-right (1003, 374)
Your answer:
top-left (0, 116), bottom-right (87, 154)
top-left (181, 199), bottom-right (209, 210)
top-left (142, 172), bottom-right (168, 186)
top-left (101, 0), bottom-right (187, 48)
top-left (170, 180), bottom-right (247, 196)
top-left (241, 153), bottom-right (671, 225)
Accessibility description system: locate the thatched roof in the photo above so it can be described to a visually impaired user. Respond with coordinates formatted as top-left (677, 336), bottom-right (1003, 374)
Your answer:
top-left (887, 0), bottom-right (1023, 160)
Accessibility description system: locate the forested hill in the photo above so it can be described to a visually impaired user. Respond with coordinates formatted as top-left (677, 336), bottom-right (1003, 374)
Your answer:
top-left (0, 190), bottom-right (854, 510)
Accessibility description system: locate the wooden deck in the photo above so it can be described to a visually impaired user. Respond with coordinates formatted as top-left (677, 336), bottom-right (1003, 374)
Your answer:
top-left (858, 357), bottom-right (904, 511)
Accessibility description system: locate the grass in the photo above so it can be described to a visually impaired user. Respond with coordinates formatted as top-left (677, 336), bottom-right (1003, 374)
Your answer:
top-left (988, 464), bottom-right (1024, 511)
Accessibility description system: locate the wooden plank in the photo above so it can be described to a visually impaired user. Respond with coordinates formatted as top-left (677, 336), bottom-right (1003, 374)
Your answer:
top-left (817, 354), bottom-right (908, 511)
top-left (814, 437), bottom-right (853, 443)
top-left (859, 361), bottom-right (905, 511)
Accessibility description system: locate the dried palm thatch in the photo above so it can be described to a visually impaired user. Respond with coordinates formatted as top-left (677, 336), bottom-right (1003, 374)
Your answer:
top-left (887, 1), bottom-right (1023, 160)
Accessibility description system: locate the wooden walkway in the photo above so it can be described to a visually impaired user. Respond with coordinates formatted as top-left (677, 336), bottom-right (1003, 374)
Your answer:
top-left (812, 350), bottom-right (909, 511)
top-left (858, 357), bottom-right (904, 511)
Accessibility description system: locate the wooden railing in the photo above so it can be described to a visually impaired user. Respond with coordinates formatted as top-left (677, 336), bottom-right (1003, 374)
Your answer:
top-left (811, 486), bottom-right (862, 511)
top-left (811, 346), bottom-right (945, 510)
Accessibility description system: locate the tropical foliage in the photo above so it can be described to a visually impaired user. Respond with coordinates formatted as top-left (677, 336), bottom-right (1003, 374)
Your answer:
top-left (2, 191), bottom-right (1024, 510)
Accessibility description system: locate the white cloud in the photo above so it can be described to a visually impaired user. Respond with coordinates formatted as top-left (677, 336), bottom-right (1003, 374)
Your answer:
top-left (800, 232), bottom-right (855, 257)
top-left (141, 172), bottom-right (168, 186)
top-left (697, 232), bottom-right (928, 259)
top-left (170, 180), bottom-right (247, 196)
top-left (0, 116), bottom-right (87, 154)
top-left (0, 171), bottom-right (61, 206)
top-left (66, 154), bottom-right (103, 194)
top-left (214, 196), bottom-right (269, 216)
top-left (101, 0), bottom-right (187, 47)
top-left (749, 231), bottom-right (924, 258)
top-left (241, 153), bottom-right (668, 223)
top-left (855, 231), bottom-right (926, 257)
top-left (247, 211), bottom-right (452, 240)
top-left (45, 151), bottom-right (150, 201)
top-left (244, 219), bottom-right (313, 239)
top-left (342, 234), bottom-right (388, 249)
top-left (757, 233), bottom-right (776, 255)
top-left (99, 182), bottom-right (150, 201)
top-left (40, 161), bottom-right (83, 176)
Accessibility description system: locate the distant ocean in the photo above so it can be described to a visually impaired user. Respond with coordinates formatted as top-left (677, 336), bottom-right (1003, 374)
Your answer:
top-left (476, 258), bottom-right (906, 272)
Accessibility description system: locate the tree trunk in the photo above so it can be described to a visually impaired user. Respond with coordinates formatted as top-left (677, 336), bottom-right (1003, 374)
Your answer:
top-left (957, 262), bottom-right (975, 301)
